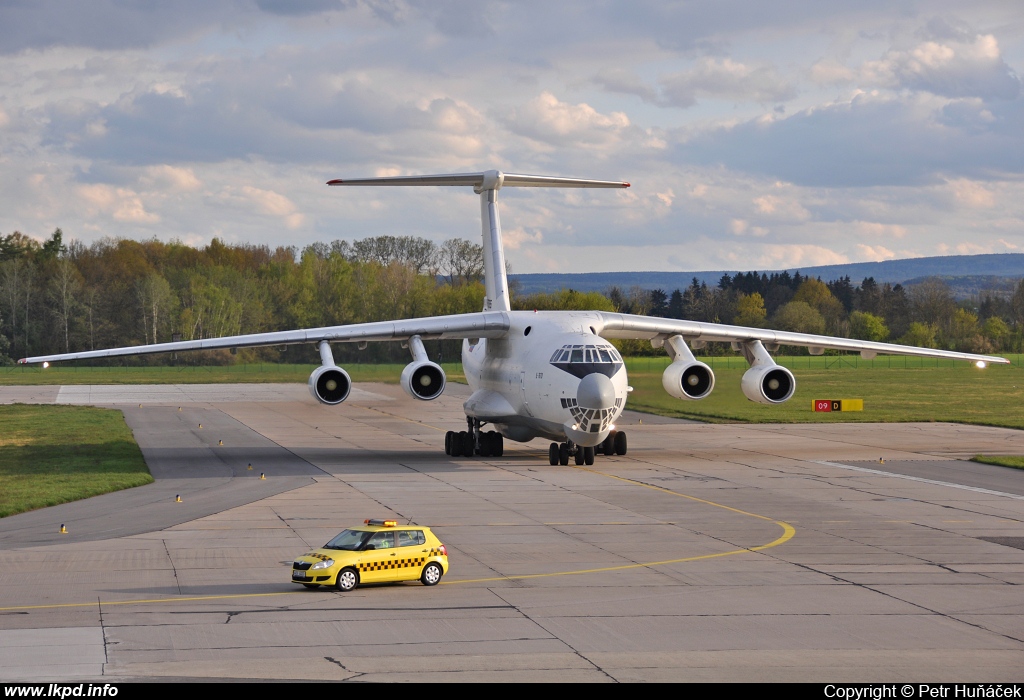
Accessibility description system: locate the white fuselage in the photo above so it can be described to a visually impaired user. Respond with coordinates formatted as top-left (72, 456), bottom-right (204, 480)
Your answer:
top-left (461, 310), bottom-right (630, 446)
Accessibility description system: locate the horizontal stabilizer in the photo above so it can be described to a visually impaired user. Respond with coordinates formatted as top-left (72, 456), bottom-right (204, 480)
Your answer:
top-left (327, 170), bottom-right (628, 191)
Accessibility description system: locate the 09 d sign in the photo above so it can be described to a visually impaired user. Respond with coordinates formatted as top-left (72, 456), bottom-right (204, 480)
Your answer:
top-left (813, 399), bottom-right (864, 412)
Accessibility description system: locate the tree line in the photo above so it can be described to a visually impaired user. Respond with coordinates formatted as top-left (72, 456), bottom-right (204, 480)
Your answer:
top-left (574, 271), bottom-right (1024, 355)
top-left (1, 228), bottom-right (1021, 366)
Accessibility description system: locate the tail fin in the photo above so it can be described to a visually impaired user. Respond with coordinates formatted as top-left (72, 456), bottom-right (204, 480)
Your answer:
top-left (328, 170), bottom-right (629, 312)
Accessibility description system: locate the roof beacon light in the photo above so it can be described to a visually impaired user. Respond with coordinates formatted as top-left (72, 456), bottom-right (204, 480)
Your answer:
top-left (364, 519), bottom-right (398, 527)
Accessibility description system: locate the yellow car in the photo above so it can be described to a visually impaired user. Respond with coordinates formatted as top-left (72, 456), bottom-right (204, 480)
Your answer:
top-left (291, 519), bottom-right (449, 591)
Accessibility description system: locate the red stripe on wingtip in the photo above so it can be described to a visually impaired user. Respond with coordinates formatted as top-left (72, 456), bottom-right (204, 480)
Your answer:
top-left (623, 182), bottom-right (631, 188)
top-left (17, 358), bottom-right (26, 364)
top-left (326, 179), bottom-right (344, 185)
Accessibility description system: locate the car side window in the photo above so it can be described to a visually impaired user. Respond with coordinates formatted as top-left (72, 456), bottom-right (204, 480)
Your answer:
top-left (365, 531), bottom-right (395, 549)
top-left (398, 530), bottom-right (426, 547)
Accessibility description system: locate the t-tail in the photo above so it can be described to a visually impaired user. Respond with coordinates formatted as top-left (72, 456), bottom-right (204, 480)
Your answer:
top-left (327, 171), bottom-right (629, 311)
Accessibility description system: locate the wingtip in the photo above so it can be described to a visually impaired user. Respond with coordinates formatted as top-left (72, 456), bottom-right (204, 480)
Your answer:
top-left (16, 358), bottom-right (26, 364)
top-left (623, 182), bottom-right (631, 188)
top-left (326, 179), bottom-right (343, 186)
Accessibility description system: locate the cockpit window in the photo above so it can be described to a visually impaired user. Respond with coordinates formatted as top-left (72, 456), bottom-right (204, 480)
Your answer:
top-left (552, 344), bottom-right (622, 364)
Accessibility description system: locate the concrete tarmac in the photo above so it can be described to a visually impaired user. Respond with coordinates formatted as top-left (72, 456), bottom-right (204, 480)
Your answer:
top-left (0, 383), bottom-right (1022, 682)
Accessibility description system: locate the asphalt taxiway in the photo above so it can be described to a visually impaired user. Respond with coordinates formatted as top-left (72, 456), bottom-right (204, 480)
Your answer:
top-left (0, 383), bottom-right (1022, 682)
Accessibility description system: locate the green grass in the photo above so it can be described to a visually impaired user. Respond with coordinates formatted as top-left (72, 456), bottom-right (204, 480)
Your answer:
top-left (971, 455), bottom-right (1024, 470)
top-left (0, 405), bottom-right (153, 518)
top-left (624, 355), bottom-right (1024, 429)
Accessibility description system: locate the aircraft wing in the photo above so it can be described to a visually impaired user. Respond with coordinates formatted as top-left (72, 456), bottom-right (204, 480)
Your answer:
top-left (18, 312), bottom-right (510, 365)
top-left (595, 312), bottom-right (1010, 365)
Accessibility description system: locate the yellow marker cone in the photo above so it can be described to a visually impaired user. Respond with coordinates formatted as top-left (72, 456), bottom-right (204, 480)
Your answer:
top-left (178, 407), bottom-right (182, 411)
top-left (247, 463), bottom-right (253, 470)
top-left (175, 494), bottom-right (182, 503)
top-left (260, 472), bottom-right (266, 480)
top-left (139, 404), bottom-right (143, 408)
top-left (59, 524), bottom-right (67, 534)
top-left (218, 440), bottom-right (223, 446)
top-left (639, 418), bottom-right (642, 424)
top-left (879, 458), bottom-right (886, 464)
top-left (198, 424), bottom-right (203, 429)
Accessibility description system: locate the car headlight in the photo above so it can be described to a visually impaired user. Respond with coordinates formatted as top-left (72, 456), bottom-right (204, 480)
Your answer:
top-left (310, 559), bottom-right (334, 570)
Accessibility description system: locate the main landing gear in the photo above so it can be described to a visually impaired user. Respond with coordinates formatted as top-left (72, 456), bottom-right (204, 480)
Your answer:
top-left (548, 430), bottom-right (628, 466)
top-left (445, 417), bottom-right (504, 458)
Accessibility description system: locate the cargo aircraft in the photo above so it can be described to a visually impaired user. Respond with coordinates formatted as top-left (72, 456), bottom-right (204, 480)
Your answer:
top-left (20, 171), bottom-right (1009, 465)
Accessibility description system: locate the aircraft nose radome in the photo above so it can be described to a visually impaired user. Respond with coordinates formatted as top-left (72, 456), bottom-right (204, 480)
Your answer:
top-left (577, 373), bottom-right (616, 410)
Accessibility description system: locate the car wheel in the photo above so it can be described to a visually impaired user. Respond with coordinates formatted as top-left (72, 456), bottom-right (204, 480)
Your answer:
top-left (336, 567), bottom-right (359, 592)
top-left (421, 562), bottom-right (443, 586)
top-left (614, 431), bottom-right (628, 456)
top-left (302, 583), bottom-right (320, 589)
top-left (548, 442), bottom-right (559, 465)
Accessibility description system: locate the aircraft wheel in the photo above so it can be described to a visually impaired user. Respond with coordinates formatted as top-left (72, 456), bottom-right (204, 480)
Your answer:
top-left (444, 431), bottom-right (454, 455)
top-left (558, 443), bottom-right (569, 466)
top-left (583, 446), bottom-right (595, 465)
top-left (492, 432), bottom-right (503, 457)
top-left (614, 431), bottom-right (628, 456)
top-left (601, 432), bottom-right (616, 455)
top-left (478, 432), bottom-right (491, 457)
top-left (460, 431), bottom-right (475, 457)
top-left (574, 447), bottom-right (585, 465)
top-left (548, 443), bottom-right (559, 465)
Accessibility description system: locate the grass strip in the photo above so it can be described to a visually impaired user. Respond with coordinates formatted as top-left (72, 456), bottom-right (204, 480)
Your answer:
top-left (971, 455), bottom-right (1024, 470)
top-left (0, 405), bottom-right (153, 518)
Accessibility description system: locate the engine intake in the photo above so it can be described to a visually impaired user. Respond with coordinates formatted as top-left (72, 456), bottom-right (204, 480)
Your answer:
top-left (662, 360), bottom-right (715, 400)
top-left (401, 361), bottom-right (446, 400)
top-left (741, 364), bottom-right (795, 404)
top-left (309, 365), bottom-right (352, 405)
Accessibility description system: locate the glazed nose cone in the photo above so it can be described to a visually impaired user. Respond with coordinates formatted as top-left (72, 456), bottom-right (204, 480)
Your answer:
top-left (577, 372), bottom-right (615, 410)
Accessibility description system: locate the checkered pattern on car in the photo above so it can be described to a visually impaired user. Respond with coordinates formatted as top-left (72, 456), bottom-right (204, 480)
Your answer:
top-left (358, 556), bottom-right (425, 572)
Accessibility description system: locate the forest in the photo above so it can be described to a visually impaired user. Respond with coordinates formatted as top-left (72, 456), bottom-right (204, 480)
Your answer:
top-left (1, 228), bottom-right (1022, 366)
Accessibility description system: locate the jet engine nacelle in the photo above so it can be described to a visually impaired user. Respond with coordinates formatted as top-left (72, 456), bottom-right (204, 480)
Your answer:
top-left (308, 365), bottom-right (352, 405)
top-left (741, 364), bottom-right (796, 404)
top-left (662, 360), bottom-right (715, 400)
top-left (400, 361), bottom-right (446, 401)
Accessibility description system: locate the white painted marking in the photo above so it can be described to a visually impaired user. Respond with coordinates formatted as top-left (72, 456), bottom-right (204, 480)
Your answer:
top-left (813, 460), bottom-right (1024, 501)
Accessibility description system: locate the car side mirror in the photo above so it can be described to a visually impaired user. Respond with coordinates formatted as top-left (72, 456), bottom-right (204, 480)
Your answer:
top-left (362, 544), bottom-right (376, 551)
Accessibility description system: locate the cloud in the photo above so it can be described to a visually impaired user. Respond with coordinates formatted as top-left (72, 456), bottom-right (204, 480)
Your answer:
top-left (505, 92), bottom-right (630, 147)
top-left (0, 2), bottom-right (247, 54)
top-left (676, 91), bottom-right (1024, 187)
top-left (862, 32), bottom-right (1020, 100)
top-left (659, 58), bottom-right (797, 108)
top-left (855, 244), bottom-right (896, 261)
top-left (851, 220), bottom-right (907, 238)
top-left (77, 184), bottom-right (159, 223)
top-left (502, 226), bottom-right (543, 250)
top-left (946, 178), bottom-right (995, 208)
top-left (596, 59), bottom-right (796, 108)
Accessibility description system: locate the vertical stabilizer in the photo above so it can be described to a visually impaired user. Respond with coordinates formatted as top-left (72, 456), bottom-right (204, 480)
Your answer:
top-left (478, 175), bottom-right (510, 311)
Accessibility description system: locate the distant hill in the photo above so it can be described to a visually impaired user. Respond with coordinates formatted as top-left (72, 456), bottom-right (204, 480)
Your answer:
top-left (510, 253), bottom-right (1024, 299)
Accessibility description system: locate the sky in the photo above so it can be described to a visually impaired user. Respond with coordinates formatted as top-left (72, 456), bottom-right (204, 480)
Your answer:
top-left (1, 0), bottom-right (1022, 274)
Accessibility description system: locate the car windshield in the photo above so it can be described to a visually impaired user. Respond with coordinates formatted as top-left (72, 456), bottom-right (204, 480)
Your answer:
top-left (323, 529), bottom-right (371, 551)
